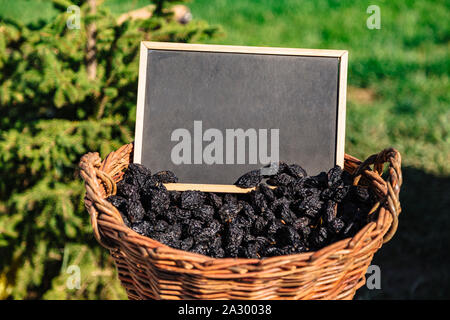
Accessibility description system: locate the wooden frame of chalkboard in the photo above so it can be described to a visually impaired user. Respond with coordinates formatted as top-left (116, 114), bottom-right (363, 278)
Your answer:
top-left (134, 41), bottom-right (348, 193)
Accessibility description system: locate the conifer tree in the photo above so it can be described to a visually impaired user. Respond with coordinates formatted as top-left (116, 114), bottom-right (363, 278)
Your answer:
top-left (0, 0), bottom-right (219, 299)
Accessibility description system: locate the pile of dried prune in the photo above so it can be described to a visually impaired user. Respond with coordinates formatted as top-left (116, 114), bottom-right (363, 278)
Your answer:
top-left (107, 162), bottom-right (377, 258)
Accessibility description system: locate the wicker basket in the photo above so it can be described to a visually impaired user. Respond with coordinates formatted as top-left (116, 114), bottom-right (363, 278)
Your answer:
top-left (79, 143), bottom-right (402, 300)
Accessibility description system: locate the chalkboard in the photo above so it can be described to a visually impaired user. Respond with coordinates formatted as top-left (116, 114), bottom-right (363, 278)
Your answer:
top-left (134, 42), bottom-right (348, 191)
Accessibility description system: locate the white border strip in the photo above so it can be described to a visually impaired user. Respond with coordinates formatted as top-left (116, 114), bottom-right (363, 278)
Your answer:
top-left (133, 42), bottom-right (148, 164)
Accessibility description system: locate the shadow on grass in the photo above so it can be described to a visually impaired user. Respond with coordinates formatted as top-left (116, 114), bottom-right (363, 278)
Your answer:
top-left (355, 167), bottom-right (450, 299)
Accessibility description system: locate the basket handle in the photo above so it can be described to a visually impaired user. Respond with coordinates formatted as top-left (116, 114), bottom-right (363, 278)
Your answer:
top-left (351, 148), bottom-right (402, 243)
top-left (79, 144), bottom-right (133, 249)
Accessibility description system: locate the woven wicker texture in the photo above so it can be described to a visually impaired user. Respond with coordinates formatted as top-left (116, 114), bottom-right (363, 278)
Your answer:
top-left (79, 143), bottom-right (402, 300)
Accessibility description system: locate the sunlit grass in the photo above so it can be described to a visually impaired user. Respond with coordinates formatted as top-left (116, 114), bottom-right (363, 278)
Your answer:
top-left (188, 0), bottom-right (449, 175)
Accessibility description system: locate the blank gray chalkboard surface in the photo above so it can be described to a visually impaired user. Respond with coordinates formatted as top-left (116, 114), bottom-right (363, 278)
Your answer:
top-left (134, 42), bottom-right (348, 191)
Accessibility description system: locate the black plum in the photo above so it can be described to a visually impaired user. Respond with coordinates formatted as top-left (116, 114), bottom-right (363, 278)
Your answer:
top-left (107, 161), bottom-right (376, 259)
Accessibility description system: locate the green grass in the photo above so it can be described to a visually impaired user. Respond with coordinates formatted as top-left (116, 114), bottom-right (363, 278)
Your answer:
top-left (0, 0), bottom-right (151, 24)
top-left (0, 0), bottom-right (57, 24)
top-left (1, 0), bottom-right (449, 299)
top-left (188, 0), bottom-right (450, 176)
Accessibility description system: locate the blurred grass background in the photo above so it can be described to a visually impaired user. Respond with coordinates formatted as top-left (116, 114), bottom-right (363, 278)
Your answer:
top-left (0, 0), bottom-right (449, 299)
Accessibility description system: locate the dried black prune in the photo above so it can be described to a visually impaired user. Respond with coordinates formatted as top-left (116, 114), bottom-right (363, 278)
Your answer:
top-left (240, 243), bottom-right (259, 259)
top-left (276, 204), bottom-right (297, 225)
top-left (154, 220), bottom-right (169, 232)
top-left (258, 184), bottom-right (276, 202)
top-left (304, 172), bottom-right (327, 189)
top-left (150, 224), bottom-right (182, 247)
top-left (210, 235), bottom-right (223, 251)
top-left (207, 192), bottom-right (223, 209)
top-left (168, 191), bottom-right (181, 205)
top-left (193, 205), bottom-right (215, 222)
top-left (195, 221), bottom-right (220, 242)
top-left (233, 215), bottom-right (252, 232)
top-left (191, 243), bottom-right (210, 255)
top-left (153, 231), bottom-right (180, 247)
top-left (223, 193), bottom-right (237, 205)
top-left (249, 191), bottom-right (268, 212)
top-left (328, 217), bottom-right (345, 234)
top-left (131, 221), bottom-right (152, 236)
top-left (206, 219), bottom-right (222, 234)
top-left (261, 246), bottom-right (283, 257)
top-left (225, 223), bottom-right (244, 256)
top-left (253, 216), bottom-right (268, 235)
top-left (142, 176), bottom-right (158, 191)
top-left (293, 217), bottom-right (310, 230)
top-left (161, 208), bottom-right (178, 224)
top-left (273, 185), bottom-right (291, 198)
top-left (123, 163), bottom-right (151, 188)
top-left (127, 200), bottom-right (145, 223)
top-left (285, 164), bottom-right (307, 179)
top-left (240, 201), bottom-right (257, 223)
top-left (276, 226), bottom-right (302, 248)
top-left (186, 219), bottom-right (203, 237)
top-left (323, 200), bottom-right (335, 222)
top-left (167, 224), bottom-right (182, 240)
top-left (181, 190), bottom-right (205, 209)
top-left (107, 196), bottom-right (131, 225)
top-left (296, 194), bottom-right (323, 218)
top-left (117, 182), bottom-right (139, 201)
top-left (107, 195), bottom-right (130, 223)
top-left (180, 237), bottom-right (194, 251)
top-left (234, 169), bottom-right (262, 188)
top-left (293, 217), bottom-right (311, 239)
top-left (309, 226), bottom-right (328, 249)
top-left (218, 202), bottom-right (242, 224)
top-left (121, 215), bottom-right (130, 227)
top-left (322, 185), bottom-right (350, 203)
top-left (270, 197), bottom-right (289, 211)
top-left (113, 160), bottom-right (375, 259)
top-left (213, 248), bottom-right (225, 258)
top-left (349, 185), bottom-right (370, 202)
top-left (334, 186), bottom-right (350, 202)
top-left (152, 170), bottom-right (178, 183)
top-left (197, 225), bottom-right (219, 242)
top-left (240, 235), bottom-right (269, 258)
top-left (261, 208), bottom-right (276, 222)
top-left (267, 173), bottom-right (295, 186)
top-left (107, 195), bottom-right (127, 211)
top-left (286, 179), bottom-right (305, 198)
top-left (267, 219), bottom-right (284, 236)
top-left (172, 207), bottom-right (191, 221)
top-left (148, 189), bottom-right (170, 214)
top-left (144, 210), bottom-right (157, 224)
top-left (327, 165), bottom-right (343, 188)
top-left (243, 233), bottom-right (256, 243)
top-left (297, 187), bottom-right (319, 200)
